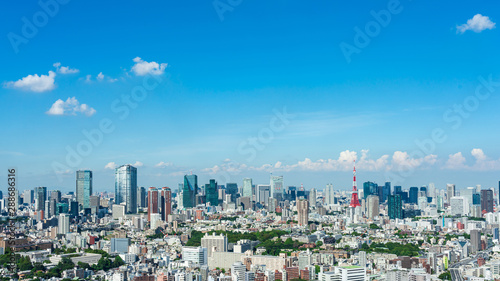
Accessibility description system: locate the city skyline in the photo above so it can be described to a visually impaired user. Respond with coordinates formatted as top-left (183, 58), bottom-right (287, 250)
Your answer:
top-left (1, 1), bottom-right (500, 192)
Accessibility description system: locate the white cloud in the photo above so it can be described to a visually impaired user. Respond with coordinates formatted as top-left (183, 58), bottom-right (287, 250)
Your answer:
top-left (444, 152), bottom-right (467, 170)
top-left (457, 14), bottom-right (496, 33)
top-left (131, 57), bottom-right (167, 76)
top-left (133, 161), bottom-right (144, 167)
top-left (389, 151), bottom-right (437, 170)
top-left (105, 162), bottom-right (117, 170)
top-left (46, 97), bottom-right (96, 117)
top-left (4, 71), bottom-right (56, 92)
top-left (156, 161), bottom-right (173, 168)
top-left (53, 62), bottom-right (79, 74)
top-left (97, 72), bottom-right (104, 81)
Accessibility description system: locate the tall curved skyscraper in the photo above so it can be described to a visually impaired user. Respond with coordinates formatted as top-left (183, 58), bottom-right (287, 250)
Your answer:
top-left (115, 164), bottom-right (138, 214)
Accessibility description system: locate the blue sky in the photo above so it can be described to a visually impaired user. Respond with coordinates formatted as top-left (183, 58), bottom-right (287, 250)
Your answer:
top-left (1, 0), bottom-right (500, 193)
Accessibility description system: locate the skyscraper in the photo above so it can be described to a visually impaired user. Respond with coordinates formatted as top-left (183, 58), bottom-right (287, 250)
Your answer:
top-left (258, 185), bottom-right (271, 206)
top-left (446, 184), bottom-right (456, 204)
top-left (205, 179), bottom-right (218, 207)
top-left (363, 182), bottom-right (378, 199)
top-left (115, 165), bottom-right (138, 214)
top-left (324, 183), bottom-right (334, 205)
top-left (270, 175), bottom-right (284, 200)
top-left (58, 213), bottom-right (70, 234)
top-left (297, 199), bottom-right (309, 226)
top-left (481, 189), bottom-right (494, 213)
top-left (76, 170), bottom-right (93, 210)
top-left (137, 186), bottom-right (146, 208)
top-left (50, 190), bottom-right (61, 203)
top-left (242, 178), bottom-right (253, 198)
top-left (35, 186), bottom-right (47, 212)
top-left (147, 187), bottom-right (159, 222)
top-left (309, 188), bottom-right (316, 208)
top-left (388, 194), bottom-right (403, 219)
top-left (366, 195), bottom-right (379, 219)
top-left (183, 174), bottom-right (198, 208)
top-left (470, 229), bottom-right (481, 254)
top-left (161, 187), bottom-right (172, 221)
top-left (409, 187), bottom-right (419, 204)
top-left (225, 183), bottom-right (238, 203)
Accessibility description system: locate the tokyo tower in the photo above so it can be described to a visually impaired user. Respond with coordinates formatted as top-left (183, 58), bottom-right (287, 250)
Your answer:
top-left (349, 160), bottom-right (361, 207)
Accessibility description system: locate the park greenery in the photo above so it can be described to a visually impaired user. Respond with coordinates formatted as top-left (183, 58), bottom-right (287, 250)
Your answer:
top-left (360, 242), bottom-right (420, 257)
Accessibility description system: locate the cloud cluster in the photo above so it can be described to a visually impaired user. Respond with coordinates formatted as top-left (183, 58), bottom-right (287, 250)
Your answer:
top-left (4, 71), bottom-right (56, 92)
top-left (46, 97), bottom-right (96, 116)
top-left (444, 148), bottom-right (500, 170)
top-left (131, 57), bottom-right (167, 76)
top-left (53, 62), bottom-right (79, 74)
top-left (457, 14), bottom-right (496, 33)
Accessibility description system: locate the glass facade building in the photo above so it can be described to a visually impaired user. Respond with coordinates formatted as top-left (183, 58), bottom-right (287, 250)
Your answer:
top-left (115, 165), bottom-right (138, 214)
top-left (76, 170), bottom-right (93, 210)
top-left (388, 194), bottom-right (403, 219)
top-left (205, 179), bottom-right (218, 206)
top-left (183, 174), bottom-right (198, 208)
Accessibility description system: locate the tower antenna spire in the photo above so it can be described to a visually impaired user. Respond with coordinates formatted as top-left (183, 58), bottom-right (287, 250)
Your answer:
top-left (349, 159), bottom-right (361, 207)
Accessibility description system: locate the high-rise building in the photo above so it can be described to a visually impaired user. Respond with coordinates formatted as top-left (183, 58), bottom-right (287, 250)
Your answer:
top-left (363, 182), bottom-right (378, 199)
top-left (23, 189), bottom-right (34, 205)
top-left (183, 175), bottom-right (198, 208)
top-left (161, 187), bottom-right (172, 221)
top-left (309, 188), bottom-right (316, 208)
top-left (450, 197), bottom-right (467, 216)
top-left (242, 178), bottom-right (253, 198)
top-left (470, 229), bottom-right (481, 254)
top-left (447, 184), bottom-right (456, 204)
top-left (394, 186), bottom-right (402, 195)
top-left (50, 190), bottom-right (61, 203)
top-left (147, 187), bottom-right (159, 222)
top-left (34, 187), bottom-right (47, 211)
top-left (481, 189), bottom-right (494, 213)
top-left (409, 187), bottom-right (419, 204)
top-left (225, 183), bottom-right (238, 203)
top-left (388, 194), bottom-right (403, 219)
top-left (58, 213), bottom-right (70, 234)
top-left (366, 195), bottom-right (379, 219)
top-left (270, 175), bottom-right (284, 200)
top-left (111, 238), bottom-right (131, 254)
top-left (297, 199), bottom-right (309, 226)
top-left (201, 232), bottom-right (228, 257)
top-left (76, 170), bottom-right (93, 210)
top-left (359, 251), bottom-right (366, 268)
top-left (205, 179), bottom-right (218, 207)
top-left (138, 186), bottom-right (146, 208)
top-left (324, 183), bottom-right (334, 205)
top-left (258, 185), bottom-right (271, 206)
top-left (115, 165), bottom-right (138, 214)
top-left (381, 182), bottom-right (391, 203)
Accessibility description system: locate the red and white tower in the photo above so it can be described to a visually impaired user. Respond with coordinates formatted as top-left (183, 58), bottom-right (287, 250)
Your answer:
top-left (349, 160), bottom-right (361, 207)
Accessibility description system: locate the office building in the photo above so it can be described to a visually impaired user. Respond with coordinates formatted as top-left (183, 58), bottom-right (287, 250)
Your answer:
top-left (297, 199), bottom-right (309, 226)
top-left (324, 183), bottom-right (334, 205)
top-left (470, 230), bottom-right (481, 254)
top-left (242, 178), bottom-right (253, 198)
top-left (363, 182), bottom-right (378, 199)
top-left (115, 165), bottom-right (138, 214)
top-left (447, 184), bottom-right (456, 204)
top-left (76, 170), bottom-right (92, 210)
top-left (148, 187), bottom-right (159, 222)
top-left (35, 187), bottom-right (47, 211)
top-left (450, 197), bottom-right (467, 216)
top-left (182, 246), bottom-right (208, 266)
top-left (205, 179), bottom-right (218, 207)
top-left (481, 189), bottom-right (494, 213)
top-left (183, 175), bottom-right (198, 208)
top-left (138, 186), bottom-right (146, 208)
top-left (388, 194), bottom-right (403, 219)
top-left (270, 175), bottom-right (284, 200)
top-left (161, 187), bottom-right (172, 221)
top-left (111, 238), bottom-right (131, 254)
top-left (367, 195), bottom-right (379, 219)
top-left (309, 188), bottom-right (317, 208)
top-left (58, 213), bottom-right (70, 235)
top-left (409, 187), bottom-right (419, 204)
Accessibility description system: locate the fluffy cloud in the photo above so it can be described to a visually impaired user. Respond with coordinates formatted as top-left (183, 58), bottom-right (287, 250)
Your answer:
top-left (133, 161), bottom-right (144, 167)
top-left (457, 14), bottom-right (496, 33)
top-left (53, 62), bottom-right (79, 74)
top-left (97, 72), bottom-right (104, 81)
top-left (131, 57), bottom-right (167, 76)
top-left (444, 149), bottom-right (500, 170)
top-left (4, 71), bottom-right (56, 92)
top-left (46, 97), bottom-right (96, 117)
top-left (156, 161), bottom-right (173, 168)
top-left (105, 162), bottom-right (117, 170)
